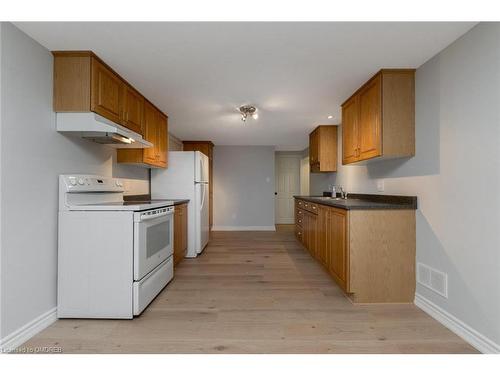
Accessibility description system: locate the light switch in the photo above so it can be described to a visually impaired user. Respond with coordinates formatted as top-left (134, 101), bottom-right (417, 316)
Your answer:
top-left (377, 179), bottom-right (385, 192)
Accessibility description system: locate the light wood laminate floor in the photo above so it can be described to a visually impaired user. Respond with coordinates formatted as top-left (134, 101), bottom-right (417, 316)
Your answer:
top-left (22, 226), bottom-right (477, 353)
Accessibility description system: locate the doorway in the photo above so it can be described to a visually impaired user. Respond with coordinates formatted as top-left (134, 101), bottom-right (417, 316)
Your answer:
top-left (300, 156), bottom-right (310, 195)
top-left (275, 153), bottom-right (301, 224)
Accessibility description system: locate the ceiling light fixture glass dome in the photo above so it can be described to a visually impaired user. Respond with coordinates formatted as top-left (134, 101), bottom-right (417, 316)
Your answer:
top-left (239, 105), bottom-right (258, 122)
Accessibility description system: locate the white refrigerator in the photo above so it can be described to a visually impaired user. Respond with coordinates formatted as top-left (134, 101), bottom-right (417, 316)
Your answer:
top-left (151, 151), bottom-right (209, 258)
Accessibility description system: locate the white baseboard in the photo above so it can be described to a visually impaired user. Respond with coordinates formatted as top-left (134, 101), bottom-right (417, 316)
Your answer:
top-left (0, 307), bottom-right (57, 352)
top-left (212, 226), bottom-right (276, 231)
top-left (415, 293), bottom-right (500, 354)
top-left (275, 220), bottom-right (294, 225)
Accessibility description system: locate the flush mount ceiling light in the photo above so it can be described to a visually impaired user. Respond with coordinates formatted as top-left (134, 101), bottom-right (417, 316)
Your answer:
top-left (327, 115), bottom-right (333, 119)
top-left (239, 105), bottom-right (258, 122)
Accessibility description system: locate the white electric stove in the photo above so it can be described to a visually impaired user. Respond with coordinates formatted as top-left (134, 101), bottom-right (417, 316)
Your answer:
top-left (58, 174), bottom-right (175, 319)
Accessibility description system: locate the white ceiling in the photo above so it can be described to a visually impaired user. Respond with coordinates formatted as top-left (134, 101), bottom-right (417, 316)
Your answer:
top-left (15, 22), bottom-right (476, 150)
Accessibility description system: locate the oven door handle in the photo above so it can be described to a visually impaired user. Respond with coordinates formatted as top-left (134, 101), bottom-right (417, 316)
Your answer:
top-left (139, 209), bottom-right (174, 222)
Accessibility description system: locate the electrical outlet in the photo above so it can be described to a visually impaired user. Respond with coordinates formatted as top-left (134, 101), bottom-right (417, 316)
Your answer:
top-left (376, 179), bottom-right (385, 192)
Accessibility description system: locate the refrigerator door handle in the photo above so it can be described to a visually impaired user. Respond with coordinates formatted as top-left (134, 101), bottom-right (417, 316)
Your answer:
top-left (199, 184), bottom-right (206, 211)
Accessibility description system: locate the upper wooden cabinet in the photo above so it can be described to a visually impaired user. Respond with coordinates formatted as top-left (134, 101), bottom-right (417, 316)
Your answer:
top-left (90, 58), bottom-right (123, 124)
top-left (121, 85), bottom-right (144, 135)
top-left (53, 51), bottom-right (168, 168)
top-left (142, 100), bottom-right (160, 165)
top-left (117, 100), bottom-right (168, 168)
top-left (341, 96), bottom-right (359, 164)
top-left (309, 125), bottom-right (338, 172)
top-left (53, 51), bottom-right (157, 136)
top-left (341, 69), bottom-right (415, 165)
top-left (183, 141), bottom-right (213, 158)
top-left (157, 113), bottom-right (168, 166)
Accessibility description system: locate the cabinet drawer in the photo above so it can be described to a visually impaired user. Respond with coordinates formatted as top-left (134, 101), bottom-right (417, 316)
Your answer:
top-left (296, 216), bottom-right (304, 227)
top-left (295, 208), bottom-right (304, 225)
top-left (295, 226), bottom-right (303, 242)
top-left (296, 199), bottom-right (305, 209)
top-left (303, 201), bottom-right (318, 214)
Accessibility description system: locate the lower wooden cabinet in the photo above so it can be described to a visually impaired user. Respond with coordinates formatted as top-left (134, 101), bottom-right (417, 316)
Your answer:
top-left (296, 200), bottom-right (317, 257)
top-left (295, 198), bottom-right (415, 303)
top-left (325, 207), bottom-right (349, 291)
top-left (303, 210), bottom-right (318, 258)
top-left (173, 203), bottom-right (188, 267)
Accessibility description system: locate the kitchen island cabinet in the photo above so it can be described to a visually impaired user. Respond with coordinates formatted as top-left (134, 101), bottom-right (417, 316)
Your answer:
top-left (295, 196), bottom-right (416, 303)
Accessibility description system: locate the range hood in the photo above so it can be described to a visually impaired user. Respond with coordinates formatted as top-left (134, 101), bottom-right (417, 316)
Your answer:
top-left (56, 112), bottom-right (153, 149)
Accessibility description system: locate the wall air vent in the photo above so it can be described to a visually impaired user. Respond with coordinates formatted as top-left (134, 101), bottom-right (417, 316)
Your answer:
top-left (417, 262), bottom-right (448, 298)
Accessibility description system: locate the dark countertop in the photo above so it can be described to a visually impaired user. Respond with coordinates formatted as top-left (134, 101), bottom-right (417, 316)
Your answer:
top-left (124, 195), bottom-right (189, 206)
top-left (294, 194), bottom-right (417, 210)
top-left (170, 199), bottom-right (190, 206)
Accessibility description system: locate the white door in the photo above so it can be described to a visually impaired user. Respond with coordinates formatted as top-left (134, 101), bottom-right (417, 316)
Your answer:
top-left (300, 156), bottom-right (310, 195)
top-left (195, 182), bottom-right (209, 253)
top-left (275, 154), bottom-right (301, 224)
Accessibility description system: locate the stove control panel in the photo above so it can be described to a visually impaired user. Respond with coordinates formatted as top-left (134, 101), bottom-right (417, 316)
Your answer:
top-left (60, 175), bottom-right (124, 193)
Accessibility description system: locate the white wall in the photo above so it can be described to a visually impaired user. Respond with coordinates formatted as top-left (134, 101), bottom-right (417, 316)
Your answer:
top-left (168, 133), bottom-right (183, 151)
top-left (213, 146), bottom-right (275, 230)
top-left (0, 23), bottom-right (149, 342)
top-left (311, 23), bottom-right (500, 351)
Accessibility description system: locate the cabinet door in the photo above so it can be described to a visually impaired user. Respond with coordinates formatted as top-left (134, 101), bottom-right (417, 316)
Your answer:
top-left (309, 129), bottom-right (319, 167)
top-left (143, 101), bottom-right (158, 165)
top-left (173, 207), bottom-right (183, 266)
top-left (91, 58), bottom-right (123, 124)
top-left (122, 85), bottom-right (144, 134)
top-left (328, 208), bottom-right (349, 292)
top-left (157, 113), bottom-right (168, 167)
top-left (308, 213), bottom-right (318, 259)
top-left (342, 96), bottom-right (359, 164)
top-left (358, 75), bottom-right (382, 160)
top-left (316, 206), bottom-right (328, 267)
top-left (302, 211), bottom-right (309, 248)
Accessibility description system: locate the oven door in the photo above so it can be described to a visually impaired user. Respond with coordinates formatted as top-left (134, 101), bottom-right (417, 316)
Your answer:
top-left (133, 207), bottom-right (174, 281)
